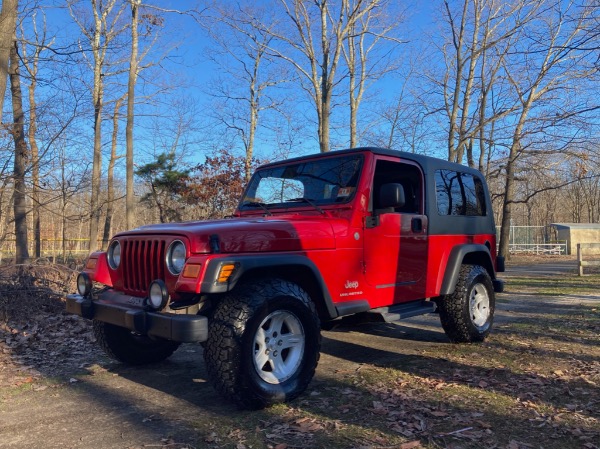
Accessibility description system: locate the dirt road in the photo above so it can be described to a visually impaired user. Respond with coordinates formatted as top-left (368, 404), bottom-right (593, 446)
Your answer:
top-left (1, 318), bottom-right (452, 448)
top-left (1, 261), bottom-right (598, 449)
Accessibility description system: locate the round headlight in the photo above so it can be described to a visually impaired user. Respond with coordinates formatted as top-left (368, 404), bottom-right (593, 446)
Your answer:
top-left (166, 240), bottom-right (186, 275)
top-left (148, 280), bottom-right (169, 310)
top-left (107, 240), bottom-right (121, 270)
top-left (76, 272), bottom-right (93, 296)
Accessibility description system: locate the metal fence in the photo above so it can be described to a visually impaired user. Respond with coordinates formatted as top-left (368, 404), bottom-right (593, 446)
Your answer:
top-left (497, 225), bottom-right (567, 255)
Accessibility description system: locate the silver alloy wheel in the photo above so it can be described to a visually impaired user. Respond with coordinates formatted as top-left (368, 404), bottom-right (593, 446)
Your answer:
top-left (469, 282), bottom-right (490, 328)
top-left (253, 310), bottom-right (305, 384)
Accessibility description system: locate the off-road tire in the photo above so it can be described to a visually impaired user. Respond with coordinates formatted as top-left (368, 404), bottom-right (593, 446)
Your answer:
top-left (438, 264), bottom-right (495, 343)
top-left (93, 320), bottom-right (181, 365)
top-left (204, 278), bottom-right (321, 409)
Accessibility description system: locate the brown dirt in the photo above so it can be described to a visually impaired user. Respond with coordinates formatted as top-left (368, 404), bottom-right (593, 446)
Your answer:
top-left (1, 260), bottom-right (599, 449)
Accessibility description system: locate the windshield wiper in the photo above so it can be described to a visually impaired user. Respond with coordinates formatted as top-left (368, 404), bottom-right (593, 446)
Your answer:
top-left (287, 197), bottom-right (325, 215)
top-left (241, 201), bottom-right (273, 216)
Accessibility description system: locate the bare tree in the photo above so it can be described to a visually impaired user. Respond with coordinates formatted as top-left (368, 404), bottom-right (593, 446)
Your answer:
top-left (9, 38), bottom-right (29, 263)
top-left (125, 0), bottom-right (140, 229)
top-left (435, 0), bottom-right (539, 165)
top-left (20, 11), bottom-right (54, 258)
top-left (102, 95), bottom-right (125, 248)
top-left (69, 0), bottom-right (126, 252)
top-left (362, 58), bottom-right (430, 153)
top-left (124, 1), bottom-right (166, 228)
top-left (202, 2), bottom-right (284, 181)
top-left (0, 0), bottom-right (18, 123)
top-left (342, 0), bottom-right (402, 147)
top-left (497, 1), bottom-right (599, 259)
top-left (265, 0), bottom-right (385, 152)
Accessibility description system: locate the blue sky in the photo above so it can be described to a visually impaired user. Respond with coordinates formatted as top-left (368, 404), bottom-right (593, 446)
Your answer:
top-left (15, 1), bottom-right (450, 171)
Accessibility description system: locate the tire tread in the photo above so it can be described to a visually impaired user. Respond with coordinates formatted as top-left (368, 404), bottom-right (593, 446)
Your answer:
top-left (204, 278), bottom-right (321, 409)
top-left (93, 320), bottom-right (180, 365)
top-left (438, 264), bottom-right (494, 343)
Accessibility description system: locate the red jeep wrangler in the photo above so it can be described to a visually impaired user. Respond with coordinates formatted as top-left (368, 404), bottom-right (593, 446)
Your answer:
top-left (67, 147), bottom-right (504, 409)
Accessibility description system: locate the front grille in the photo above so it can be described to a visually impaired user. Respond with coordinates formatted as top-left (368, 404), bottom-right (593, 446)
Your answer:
top-left (121, 238), bottom-right (167, 296)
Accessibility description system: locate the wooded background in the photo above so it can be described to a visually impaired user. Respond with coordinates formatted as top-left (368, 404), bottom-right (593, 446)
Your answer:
top-left (0, 0), bottom-right (599, 263)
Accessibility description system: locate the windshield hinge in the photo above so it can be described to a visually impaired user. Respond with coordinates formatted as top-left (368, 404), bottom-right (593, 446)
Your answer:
top-left (209, 234), bottom-right (221, 253)
top-left (365, 215), bottom-right (379, 229)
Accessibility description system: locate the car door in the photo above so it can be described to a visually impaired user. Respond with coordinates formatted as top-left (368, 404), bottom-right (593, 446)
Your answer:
top-left (363, 158), bottom-right (428, 305)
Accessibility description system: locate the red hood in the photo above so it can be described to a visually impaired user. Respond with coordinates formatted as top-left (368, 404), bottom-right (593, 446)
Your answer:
top-left (114, 215), bottom-right (336, 253)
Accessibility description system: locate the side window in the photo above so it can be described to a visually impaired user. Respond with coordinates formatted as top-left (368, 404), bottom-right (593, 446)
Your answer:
top-left (435, 170), bottom-right (486, 216)
top-left (372, 160), bottom-right (422, 214)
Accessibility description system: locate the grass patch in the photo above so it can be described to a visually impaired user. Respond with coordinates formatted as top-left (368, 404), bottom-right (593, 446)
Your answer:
top-left (505, 274), bottom-right (600, 295)
top-left (166, 271), bottom-right (600, 449)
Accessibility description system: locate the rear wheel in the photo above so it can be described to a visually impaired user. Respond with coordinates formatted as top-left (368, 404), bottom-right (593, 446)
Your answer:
top-left (93, 321), bottom-right (180, 365)
top-left (204, 278), bottom-right (321, 409)
top-left (438, 264), bottom-right (495, 343)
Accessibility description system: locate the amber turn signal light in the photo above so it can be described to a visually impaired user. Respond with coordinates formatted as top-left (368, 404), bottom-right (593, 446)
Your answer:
top-left (217, 263), bottom-right (237, 283)
top-left (182, 263), bottom-right (202, 278)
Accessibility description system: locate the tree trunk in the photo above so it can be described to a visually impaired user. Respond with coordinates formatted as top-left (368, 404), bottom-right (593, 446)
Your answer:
top-left (61, 155), bottom-right (67, 263)
top-left (103, 97), bottom-right (123, 249)
top-left (125, 0), bottom-right (140, 229)
top-left (320, 92), bottom-right (331, 153)
top-left (27, 45), bottom-right (41, 258)
top-left (89, 78), bottom-right (103, 253)
top-left (89, 0), bottom-right (104, 252)
top-left (246, 95), bottom-right (257, 181)
top-left (347, 21), bottom-right (357, 148)
top-left (444, 0), bottom-right (467, 163)
top-left (9, 39), bottom-right (29, 264)
top-left (498, 102), bottom-right (532, 260)
top-left (0, 0), bottom-right (18, 124)
top-left (319, 0), bottom-right (330, 153)
top-left (245, 42), bottom-right (260, 182)
top-left (498, 154), bottom-right (515, 260)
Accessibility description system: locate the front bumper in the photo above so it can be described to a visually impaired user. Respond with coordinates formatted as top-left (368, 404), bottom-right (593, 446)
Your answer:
top-left (66, 290), bottom-right (208, 343)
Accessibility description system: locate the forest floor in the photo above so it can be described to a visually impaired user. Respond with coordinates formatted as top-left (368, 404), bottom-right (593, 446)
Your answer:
top-left (0, 257), bottom-right (599, 449)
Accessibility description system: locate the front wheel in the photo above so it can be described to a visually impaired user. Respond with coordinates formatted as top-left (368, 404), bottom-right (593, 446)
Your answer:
top-left (93, 321), bottom-right (181, 365)
top-left (204, 278), bottom-right (321, 409)
top-left (438, 264), bottom-right (495, 343)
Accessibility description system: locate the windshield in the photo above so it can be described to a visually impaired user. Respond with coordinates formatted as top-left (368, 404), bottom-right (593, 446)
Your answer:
top-left (240, 154), bottom-right (363, 210)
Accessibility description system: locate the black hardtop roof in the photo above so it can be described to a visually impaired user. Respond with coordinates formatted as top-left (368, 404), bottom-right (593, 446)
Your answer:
top-left (258, 147), bottom-right (485, 177)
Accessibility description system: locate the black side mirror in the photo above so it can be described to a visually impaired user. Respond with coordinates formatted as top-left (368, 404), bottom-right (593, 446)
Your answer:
top-left (379, 183), bottom-right (405, 209)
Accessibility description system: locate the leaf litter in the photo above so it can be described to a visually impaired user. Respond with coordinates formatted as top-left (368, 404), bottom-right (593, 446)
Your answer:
top-left (1, 261), bottom-right (599, 449)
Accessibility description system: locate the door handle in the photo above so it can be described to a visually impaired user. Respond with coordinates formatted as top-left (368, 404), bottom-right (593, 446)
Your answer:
top-left (411, 217), bottom-right (423, 233)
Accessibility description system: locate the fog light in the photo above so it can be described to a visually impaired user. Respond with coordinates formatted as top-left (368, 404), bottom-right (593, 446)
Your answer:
top-left (77, 272), bottom-right (93, 296)
top-left (148, 280), bottom-right (169, 310)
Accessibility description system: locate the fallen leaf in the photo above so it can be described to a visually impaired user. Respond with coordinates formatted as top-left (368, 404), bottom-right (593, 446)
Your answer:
top-left (475, 420), bottom-right (492, 429)
top-left (204, 432), bottom-right (219, 443)
top-left (400, 441), bottom-right (422, 449)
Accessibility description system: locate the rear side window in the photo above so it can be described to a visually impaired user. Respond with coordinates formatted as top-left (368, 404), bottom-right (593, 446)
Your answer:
top-left (435, 170), bottom-right (486, 216)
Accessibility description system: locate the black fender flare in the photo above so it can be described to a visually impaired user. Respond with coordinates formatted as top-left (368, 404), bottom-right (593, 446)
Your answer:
top-left (440, 244), bottom-right (495, 295)
top-left (200, 254), bottom-right (338, 320)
